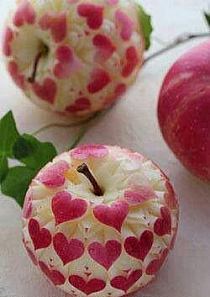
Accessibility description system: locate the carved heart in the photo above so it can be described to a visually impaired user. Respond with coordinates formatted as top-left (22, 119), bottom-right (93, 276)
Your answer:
top-left (93, 34), bottom-right (116, 62)
top-left (8, 61), bottom-right (25, 90)
top-left (52, 191), bottom-right (87, 225)
top-left (13, 0), bottom-right (36, 27)
top-left (154, 207), bottom-right (172, 236)
top-left (3, 27), bottom-right (13, 57)
top-left (93, 200), bottom-right (129, 232)
top-left (37, 160), bottom-right (69, 187)
top-left (39, 261), bottom-right (65, 286)
top-left (53, 233), bottom-right (84, 265)
top-left (32, 78), bottom-right (57, 104)
top-left (124, 185), bottom-right (156, 205)
top-left (115, 9), bottom-right (134, 41)
top-left (110, 269), bottom-right (142, 292)
top-left (28, 218), bottom-right (52, 250)
top-left (122, 46), bottom-right (139, 78)
top-left (88, 240), bottom-right (121, 270)
top-left (39, 12), bottom-right (67, 42)
top-left (146, 249), bottom-right (169, 275)
top-left (88, 68), bottom-right (111, 93)
top-left (66, 97), bottom-right (91, 113)
top-left (124, 230), bottom-right (154, 261)
top-left (69, 275), bottom-right (106, 295)
top-left (77, 4), bottom-right (104, 29)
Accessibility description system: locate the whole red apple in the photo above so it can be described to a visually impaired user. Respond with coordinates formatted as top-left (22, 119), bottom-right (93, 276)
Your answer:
top-left (158, 40), bottom-right (210, 181)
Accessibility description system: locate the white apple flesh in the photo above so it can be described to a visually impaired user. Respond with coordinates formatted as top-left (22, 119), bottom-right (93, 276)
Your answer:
top-left (22, 144), bottom-right (179, 297)
top-left (3, 0), bottom-right (145, 117)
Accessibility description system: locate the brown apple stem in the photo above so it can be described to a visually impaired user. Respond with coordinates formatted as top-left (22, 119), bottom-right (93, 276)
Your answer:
top-left (28, 51), bottom-right (43, 83)
top-left (77, 163), bottom-right (103, 196)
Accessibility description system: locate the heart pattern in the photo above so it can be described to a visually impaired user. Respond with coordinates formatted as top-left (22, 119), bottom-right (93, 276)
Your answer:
top-left (32, 78), bottom-right (57, 104)
top-left (13, 0), bottom-right (36, 27)
top-left (88, 240), bottom-right (121, 270)
top-left (3, 27), bottom-right (13, 57)
top-left (154, 207), bottom-right (172, 236)
top-left (28, 219), bottom-right (52, 250)
top-left (124, 185), bottom-right (156, 205)
top-left (77, 4), bottom-right (104, 30)
top-left (39, 261), bottom-right (65, 286)
top-left (37, 160), bottom-right (69, 187)
top-left (88, 68), bottom-right (111, 93)
top-left (115, 9), bottom-right (134, 41)
top-left (53, 233), bottom-right (84, 265)
top-left (124, 230), bottom-right (154, 261)
top-left (122, 46), bottom-right (139, 78)
top-left (66, 97), bottom-right (91, 113)
top-left (93, 34), bottom-right (116, 62)
top-left (146, 249), bottom-right (169, 275)
top-left (53, 45), bottom-right (81, 79)
top-left (110, 269), bottom-right (142, 292)
top-left (69, 275), bottom-right (106, 295)
top-left (93, 200), bottom-right (129, 232)
top-left (39, 12), bottom-right (67, 43)
top-left (52, 191), bottom-right (87, 225)
top-left (71, 144), bottom-right (108, 160)
top-left (8, 61), bottom-right (25, 90)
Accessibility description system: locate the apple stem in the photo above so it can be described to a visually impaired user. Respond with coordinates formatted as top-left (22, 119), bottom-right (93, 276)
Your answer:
top-left (28, 45), bottom-right (48, 83)
top-left (77, 163), bottom-right (103, 196)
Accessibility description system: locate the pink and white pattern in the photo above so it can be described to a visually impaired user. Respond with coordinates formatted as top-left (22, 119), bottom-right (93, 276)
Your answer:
top-left (22, 145), bottom-right (179, 297)
top-left (3, 0), bottom-right (145, 117)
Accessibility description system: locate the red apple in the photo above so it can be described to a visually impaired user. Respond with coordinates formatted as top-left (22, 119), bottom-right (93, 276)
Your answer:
top-left (158, 40), bottom-right (210, 181)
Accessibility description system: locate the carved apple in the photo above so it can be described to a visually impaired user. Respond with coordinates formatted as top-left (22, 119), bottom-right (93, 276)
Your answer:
top-left (2, 0), bottom-right (147, 117)
top-left (22, 144), bottom-right (179, 296)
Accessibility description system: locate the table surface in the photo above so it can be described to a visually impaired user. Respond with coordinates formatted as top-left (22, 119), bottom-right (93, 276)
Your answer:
top-left (0, 1), bottom-right (210, 297)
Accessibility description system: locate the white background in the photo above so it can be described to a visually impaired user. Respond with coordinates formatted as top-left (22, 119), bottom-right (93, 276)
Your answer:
top-left (0, 1), bottom-right (210, 297)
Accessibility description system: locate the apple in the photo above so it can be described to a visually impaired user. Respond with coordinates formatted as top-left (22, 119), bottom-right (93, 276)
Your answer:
top-left (158, 40), bottom-right (210, 181)
top-left (22, 144), bottom-right (179, 296)
top-left (2, 0), bottom-right (145, 117)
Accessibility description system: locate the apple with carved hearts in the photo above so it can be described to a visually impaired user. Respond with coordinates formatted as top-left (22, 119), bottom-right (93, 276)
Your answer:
top-left (22, 144), bottom-right (179, 296)
top-left (2, 0), bottom-right (146, 117)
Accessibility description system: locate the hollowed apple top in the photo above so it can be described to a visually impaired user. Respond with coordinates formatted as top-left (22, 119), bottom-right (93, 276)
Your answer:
top-left (22, 144), bottom-right (179, 297)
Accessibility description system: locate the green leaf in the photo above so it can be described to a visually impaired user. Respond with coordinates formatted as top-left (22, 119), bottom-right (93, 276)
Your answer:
top-left (0, 155), bottom-right (8, 182)
top-left (0, 111), bottom-right (20, 158)
top-left (137, 4), bottom-right (153, 50)
top-left (13, 134), bottom-right (57, 171)
top-left (204, 11), bottom-right (210, 27)
top-left (1, 166), bottom-right (36, 207)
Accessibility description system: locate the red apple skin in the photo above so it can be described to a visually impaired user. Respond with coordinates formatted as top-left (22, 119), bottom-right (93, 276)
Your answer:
top-left (158, 40), bottom-right (210, 181)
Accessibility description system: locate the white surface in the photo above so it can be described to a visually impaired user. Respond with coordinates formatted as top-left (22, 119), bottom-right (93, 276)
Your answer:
top-left (0, 1), bottom-right (210, 297)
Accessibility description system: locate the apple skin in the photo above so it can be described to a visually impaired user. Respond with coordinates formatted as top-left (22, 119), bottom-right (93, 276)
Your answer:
top-left (22, 144), bottom-right (179, 297)
top-left (2, 0), bottom-right (145, 117)
top-left (158, 41), bottom-right (210, 181)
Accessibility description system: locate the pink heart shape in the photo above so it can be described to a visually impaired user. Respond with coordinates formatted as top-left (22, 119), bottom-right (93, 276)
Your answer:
top-left (154, 207), bottom-right (172, 236)
top-left (124, 230), bottom-right (154, 261)
top-left (13, 0), bottom-right (36, 27)
top-left (69, 275), bottom-right (106, 295)
top-left (71, 144), bottom-right (108, 160)
top-left (93, 34), bottom-right (116, 62)
top-left (122, 46), bottom-right (139, 78)
top-left (52, 191), bottom-right (88, 225)
top-left (115, 10), bottom-right (134, 41)
top-left (124, 185), bottom-right (156, 206)
top-left (66, 97), bottom-right (91, 113)
top-left (2, 27), bottom-right (13, 57)
top-left (77, 4), bottom-right (104, 30)
top-left (28, 218), bottom-right (52, 250)
top-left (53, 45), bottom-right (81, 79)
top-left (39, 12), bottom-right (67, 43)
top-left (37, 160), bottom-right (69, 187)
top-left (53, 233), bottom-right (84, 265)
top-left (93, 200), bottom-right (129, 232)
top-left (32, 77), bottom-right (57, 104)
top-left (8, 61), bottom-right (25, 90)
top-left (146, 248), bottom-right (169, 275)
top-left (39, 261), bottom-right (65, 286)
top-left (110, 269), bottom-right (142, 292)
top-left (88, 240), bottom-right (121, 270)
top-left (88, 68), bottom-right (111, 93)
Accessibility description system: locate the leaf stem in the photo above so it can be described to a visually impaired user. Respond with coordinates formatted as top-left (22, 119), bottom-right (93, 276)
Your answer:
top-left (144, 32), bottom-right (210, 65)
